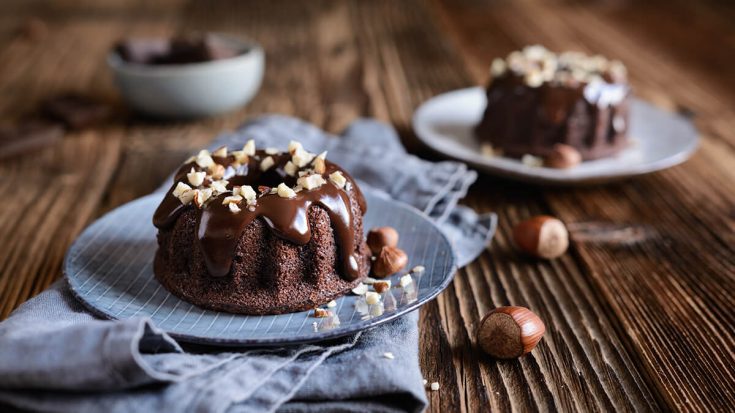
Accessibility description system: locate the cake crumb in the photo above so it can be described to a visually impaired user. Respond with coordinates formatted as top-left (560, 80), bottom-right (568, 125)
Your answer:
top-left (382, 352), bottom-right (395, 360)
top-left (430, 382), bottom-right (440, 391)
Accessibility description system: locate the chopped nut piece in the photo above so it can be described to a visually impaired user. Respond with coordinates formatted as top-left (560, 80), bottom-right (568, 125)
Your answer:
top-left (284, 161), bottom-right (298, 176)
top-left (173, 182), bottom-right (192, 197)
top-left (297, 174), bottom-right (326, 190)
top-left (243, 139), bottom-right (256, 156)
top-left (525, 70), bottom-right (544, 87)
top-left (373, 281), bottom-right (391, 293)
top-left (231, 150), bottom-right (249, 164)
top-left (430, 382), bottom-right (440, 391)
top-left (382, 352), bottom-right (395, 360)
top-left (258, 185), bottom-right (271, 194)
top-left (292, 148), bottom-right (315, 168)
top-left (193, 188), bottom-right (212, 208)
top-left (327, 300), bottom-right (337, 308)
top-left (260, 156), bottom-right (275, 171)
top-left (195, 150), bottom-right (214, 168)
top-left (329, 171), bottom-right (347, 188)
top-left (239, 185), bottom-right (257, 204)
top-left (208, 163), bottom-right (226, 180)
top-left (480, 143), bottom-right (497, 158)
top-left (265, 147), bottom-right (279, 155)
top-left (399, 274), bottom-right (413, 288)
top-left (365, 291), bottom-right (381, 305)
top-left (187, 168), bottom-right (206, 187)
top-left (212, 146), bottom-right (228, 158)
top-left (313, 308), bottom-right (331, 318)
top-left (411, 265), bottom-right (425, 274)
top-left (277, 183), bottom-right (296, 198)
top-left (222, 195), bottom-right (243, 205)
top-left (351, 283), bottom-right (368, 295)
top-left (228, 202), bottom-right (241, 213)
top-left (178, 190), bottom-right (194, 205)
top-left (210, 180), bottom-right (228, 194)
top-left (288, 140), bottom-right (303, 155)
top-left (490, 58), bottom-right (506, 77)
top-left (521, 154), bottom-right (544, 167)
top-left (362, 277), bottom-right (378, 285)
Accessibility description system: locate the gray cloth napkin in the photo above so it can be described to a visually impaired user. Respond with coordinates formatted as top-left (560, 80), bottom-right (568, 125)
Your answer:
top-left (0, 115), bottom-right (496, 413)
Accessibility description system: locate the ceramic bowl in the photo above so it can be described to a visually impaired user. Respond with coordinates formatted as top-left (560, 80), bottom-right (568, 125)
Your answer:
top-left (108, 35), bottom-right (264, 119)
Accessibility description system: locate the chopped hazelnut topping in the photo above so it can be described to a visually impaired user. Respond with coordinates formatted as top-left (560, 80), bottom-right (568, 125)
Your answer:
top-left (312, 151), bottom-right (327, 174)
top-left (212, 146), bottom-right (228, 158)
top-left (238, 185), bottom-right (257, 204)
top-left (210, 180), bottom-right (228, 195)
top-left (222, 195), bottom-right (243, 205)
top-left (365, 291), bottom-right (381, 305)
top-left (351, 283), bottom-right (368, 295)
top-left (187, 168), bottom-right (206, 187)
top-left (173, 182), bottom-right (192, 198)
top-left (231, 150), bottom-right (248, 164)
top-left (178, 190), bottom-right (194, 205)
top-left (193, 188), bottom-right (212, 208)
top-left (399, 274), bottom-right (413, 288)
top-left (265, 147), bottom-right (279, 155)
top-left (313, 308), bottom-right (331, 318)
top-left (228, 202), bottom-right (241, 213)
top-left (243, 139), bottom-right (256, 156)
top-left (382, 352), bottom-right (395, 360)
top-left (284, 161), bottom-right (298, 177)
top-left (292, 147), bottom-right (315, 167)
top-left (260, 156), bottom-right (275, 171)
top-left (490, 58), bottom-right (506, 76)
top-left (277, 183), bottom-right (296, 198)
top-left (195, 150), bottom-right (214, 168)
top-left (373, 280), bottom-right (391, 293)
top-left (208, 163), bottom-right (226, 180)
top-left (297, 174), bottom-right (326, 190)
top-left (329, 171), bottom-right (347, 188)
top-left (288, 140), bottom-right (303, 155)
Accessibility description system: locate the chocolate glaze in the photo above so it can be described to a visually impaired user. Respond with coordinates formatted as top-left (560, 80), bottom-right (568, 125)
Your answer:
top-left (153, 150), bottom-right (366, 280)
top-left (475, 73), bottom-right (630, 160)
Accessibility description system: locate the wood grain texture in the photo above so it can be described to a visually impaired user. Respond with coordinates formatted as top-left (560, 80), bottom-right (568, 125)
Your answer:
top-left (0, 0), bottom-right (733, 411)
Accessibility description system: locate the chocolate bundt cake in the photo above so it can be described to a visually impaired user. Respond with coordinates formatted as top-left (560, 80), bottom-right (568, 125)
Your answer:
top-left (153, 140), bottom-right (371, 315)
top-left (475, 45), bottom-right (630, 161)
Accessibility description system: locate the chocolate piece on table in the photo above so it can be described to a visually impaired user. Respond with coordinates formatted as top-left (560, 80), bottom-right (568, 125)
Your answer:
top-left (0, 122), bottom-right (64, 160)
top-left (42, 94), bottom-right (112, 129)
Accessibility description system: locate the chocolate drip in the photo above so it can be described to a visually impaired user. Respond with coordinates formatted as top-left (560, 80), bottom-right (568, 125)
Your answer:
top-left (153, 150), bottom-right (366, 281)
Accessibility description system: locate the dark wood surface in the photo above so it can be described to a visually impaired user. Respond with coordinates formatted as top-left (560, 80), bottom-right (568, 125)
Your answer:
top-left (1, 1), bottom-right (733, 411)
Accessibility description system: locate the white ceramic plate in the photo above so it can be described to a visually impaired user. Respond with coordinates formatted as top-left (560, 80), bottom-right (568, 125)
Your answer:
top-left (412, 87), bottom-right (699, 185)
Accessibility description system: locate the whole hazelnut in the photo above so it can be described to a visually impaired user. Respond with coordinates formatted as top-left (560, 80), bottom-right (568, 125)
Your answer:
top-left (367, 226), bottom-right (399, 255)
top-left (544, 144), bottom-right (582, 169)
top-left (372, 246), bottom-right (407, 278)
top-left (513, 215), bottom-right (568, 259)
top-left (476, 306), bottom-right (545, 359)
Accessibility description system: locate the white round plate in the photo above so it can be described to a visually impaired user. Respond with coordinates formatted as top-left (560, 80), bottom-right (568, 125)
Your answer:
top-left (412, 87), bottom-right (699, 185)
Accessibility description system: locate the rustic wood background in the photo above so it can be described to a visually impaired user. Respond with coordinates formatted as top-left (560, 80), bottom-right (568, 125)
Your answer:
top-left (1, 0), bottom-right (733, 411)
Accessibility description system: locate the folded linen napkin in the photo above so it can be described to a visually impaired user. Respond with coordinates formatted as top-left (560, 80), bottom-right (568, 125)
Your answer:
top-left (0, 115), bottom-right (496, 413)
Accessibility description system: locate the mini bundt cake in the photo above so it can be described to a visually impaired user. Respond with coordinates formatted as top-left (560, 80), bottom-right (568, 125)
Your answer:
top-left (475, 45), bottom-right (630, 161)
top-left (153, 140), bottom-right (371, 315)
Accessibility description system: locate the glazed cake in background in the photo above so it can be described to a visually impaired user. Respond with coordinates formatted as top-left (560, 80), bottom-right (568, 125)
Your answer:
top-left (153, 140), bottom-right (371, 315)
top-left (475, 45), bottom-right (630, 161)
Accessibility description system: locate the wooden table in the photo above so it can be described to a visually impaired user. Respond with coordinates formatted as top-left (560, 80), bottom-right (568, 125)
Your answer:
top-left (1, 1), bottom-right (733, 411)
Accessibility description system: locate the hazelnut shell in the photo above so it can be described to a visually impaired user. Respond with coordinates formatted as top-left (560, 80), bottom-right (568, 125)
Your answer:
top-left (476, 306), bottom-right (545, 359)
top-left (513, 215), bottom-right (569, 259)
top-left (372, 246), bottom-right (407, 278)
top-left (367, 227), bottom-right (399, 255)
top-left (544, 144), bottom-right (582, 169)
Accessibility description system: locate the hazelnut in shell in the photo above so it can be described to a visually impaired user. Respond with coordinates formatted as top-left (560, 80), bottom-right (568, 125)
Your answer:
top-left (544, 144), bottom-right (582, 169)
top-left (513, 215), bottom-right (569, 259)
top-left (372, 246), bottom-right (407, 278)
top-left (476, 306), bottom-right (545, 359)
top-left (367, 227), bottom-right (399, 255)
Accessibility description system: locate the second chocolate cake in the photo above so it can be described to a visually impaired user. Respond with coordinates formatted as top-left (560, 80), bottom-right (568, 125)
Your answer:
top-left (475, 45), bottom-right (630, 161)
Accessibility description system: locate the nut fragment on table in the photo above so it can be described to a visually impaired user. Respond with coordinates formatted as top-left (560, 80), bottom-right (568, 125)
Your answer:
top-left (313, 308), bottom-right (331, 318)
top-left (351, 283), bottom-right (368, 295)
